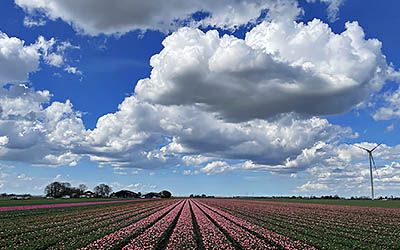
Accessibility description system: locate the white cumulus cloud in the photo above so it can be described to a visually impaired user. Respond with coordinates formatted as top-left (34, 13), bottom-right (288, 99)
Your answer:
top-left (0, 84), bottom-right (86, 166)
top-left (0, 32), bottom-right (40, 84)
top-left (306, 0), bottom-right (345, 22)
top-left (200, 161), bottom-right (231, 175)
top-left (373, 88), bottom-right (400, 120)
top-left (82, 95), bottom-right (352, 170)
top-left (15, 0), bottom-right (302, 35)
top-left (0, 31), bottom-right (81, 85)
top-left (297, 181), bottom-right (329, 192)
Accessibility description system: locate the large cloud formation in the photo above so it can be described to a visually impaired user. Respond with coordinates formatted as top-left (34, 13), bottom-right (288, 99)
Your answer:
top-left (0, 84), bottom-right (85, 166)
top-left (136, 20), bottom-right (393, 122)
top-left (78, 18), bottom-right (400, 196)
top-left (1, 18), bottom-right (397, 172)
top-left (15, 0), bottom-right (301, 35)
top-left (82, 19), bottom-right (397, 174)
top-left (82, 96), bottom-right (352, 169)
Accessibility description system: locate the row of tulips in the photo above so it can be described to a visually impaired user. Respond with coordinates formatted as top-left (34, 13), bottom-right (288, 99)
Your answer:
top-left (190, 200), bottom-right (235, 249)
top-left (196, 201), bottom-right (316, 250)
top-left (0, 199), bottom-right (173, 249)
top-left (165, 200), bottom-right (197, 249)
top-left (108, 199), bottom-right (318, 250)
top-left (201, 199), bottom-right (400, 249)
top-left (2, 200), bottom-right (162, 238)
top-left (81, 200), bottom-right (182, 250)
top-left (122, 200), bottom-right (185, 249)
top-left (211, 201), bottom-right (358, 249)
top-left (46, 201), bottom-right (173, 249)
top-left (231, 200), bottom-right (398, 236)
top-left (193, 200), bottom-right (278, 250)
top-left (9, 198), bottom-right (382, 249)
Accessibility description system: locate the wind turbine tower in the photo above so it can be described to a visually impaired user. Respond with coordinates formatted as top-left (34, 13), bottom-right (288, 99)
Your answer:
top-left (354, 144), bottom-right (381, 200)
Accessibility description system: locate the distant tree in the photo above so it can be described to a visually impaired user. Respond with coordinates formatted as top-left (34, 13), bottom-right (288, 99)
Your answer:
top-left (78, 184), bottom-right (88, 194)
top-left (45, 182), bottom-right (89, 197)
top-left (58, 182), bottom-right (69, 195)
top-left (94, 184), bottom-right (112, 197)
top-left (160, 190), bottom-right (172, 198)
top-left (62, 182), bottom-right (71, 188)
top-left (45, 182), bottom-right (64, 198)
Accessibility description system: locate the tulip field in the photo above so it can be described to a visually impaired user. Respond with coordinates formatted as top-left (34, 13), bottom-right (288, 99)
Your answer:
top-left (1, 199), bottom-right (400, 249)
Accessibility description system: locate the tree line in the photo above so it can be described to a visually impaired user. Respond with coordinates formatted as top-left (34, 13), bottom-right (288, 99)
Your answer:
top-left (44, 182), bottom-right (172, 199)
top-left (45, 182), bottom-right (112, 198)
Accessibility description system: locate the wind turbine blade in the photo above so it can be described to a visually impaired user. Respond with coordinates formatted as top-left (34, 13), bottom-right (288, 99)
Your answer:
top-left (352, 144), bottom-right (369, 151)
top-left (371, 143), bottom-right (381, 152)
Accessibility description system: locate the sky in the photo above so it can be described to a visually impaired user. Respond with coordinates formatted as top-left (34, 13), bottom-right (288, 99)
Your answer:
top-left (0, 0), bottom-right (400, 197)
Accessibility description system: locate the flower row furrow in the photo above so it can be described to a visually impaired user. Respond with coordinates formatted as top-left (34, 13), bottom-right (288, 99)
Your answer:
top-left (80, 200), bottom-right (182, 250)
top-left (193, 200), bottom-right (277, 250)
top-left (200, 199), bottom-right (400, 249)
top-left (1, 201), bottom-right (171, 249)
top-left (47, 202), bottom-right (171, 249)
top-left (191, 200), bottom-right (235, 250)
top-left (2, 201), bottom-right (162, 239)
top-left (165, 200), bottom-right (196, 249)
top-left (122, 200), bottom-right (185, 250)
top-left (198, 200), bottom-right (316, 250)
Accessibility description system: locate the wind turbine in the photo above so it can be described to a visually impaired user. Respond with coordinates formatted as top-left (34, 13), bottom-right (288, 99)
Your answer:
top-left (354, 144), bottom-right (381, 200)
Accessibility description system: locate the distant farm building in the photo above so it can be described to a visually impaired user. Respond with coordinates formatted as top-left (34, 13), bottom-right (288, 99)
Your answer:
top-left (143, 192), bottom-right (161, 199)
top-left (112, 190), bottom-right (140, 198)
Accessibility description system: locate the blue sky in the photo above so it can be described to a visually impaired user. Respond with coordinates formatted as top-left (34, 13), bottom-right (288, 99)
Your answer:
top-left (0, 0), bottom-right (400, 197)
